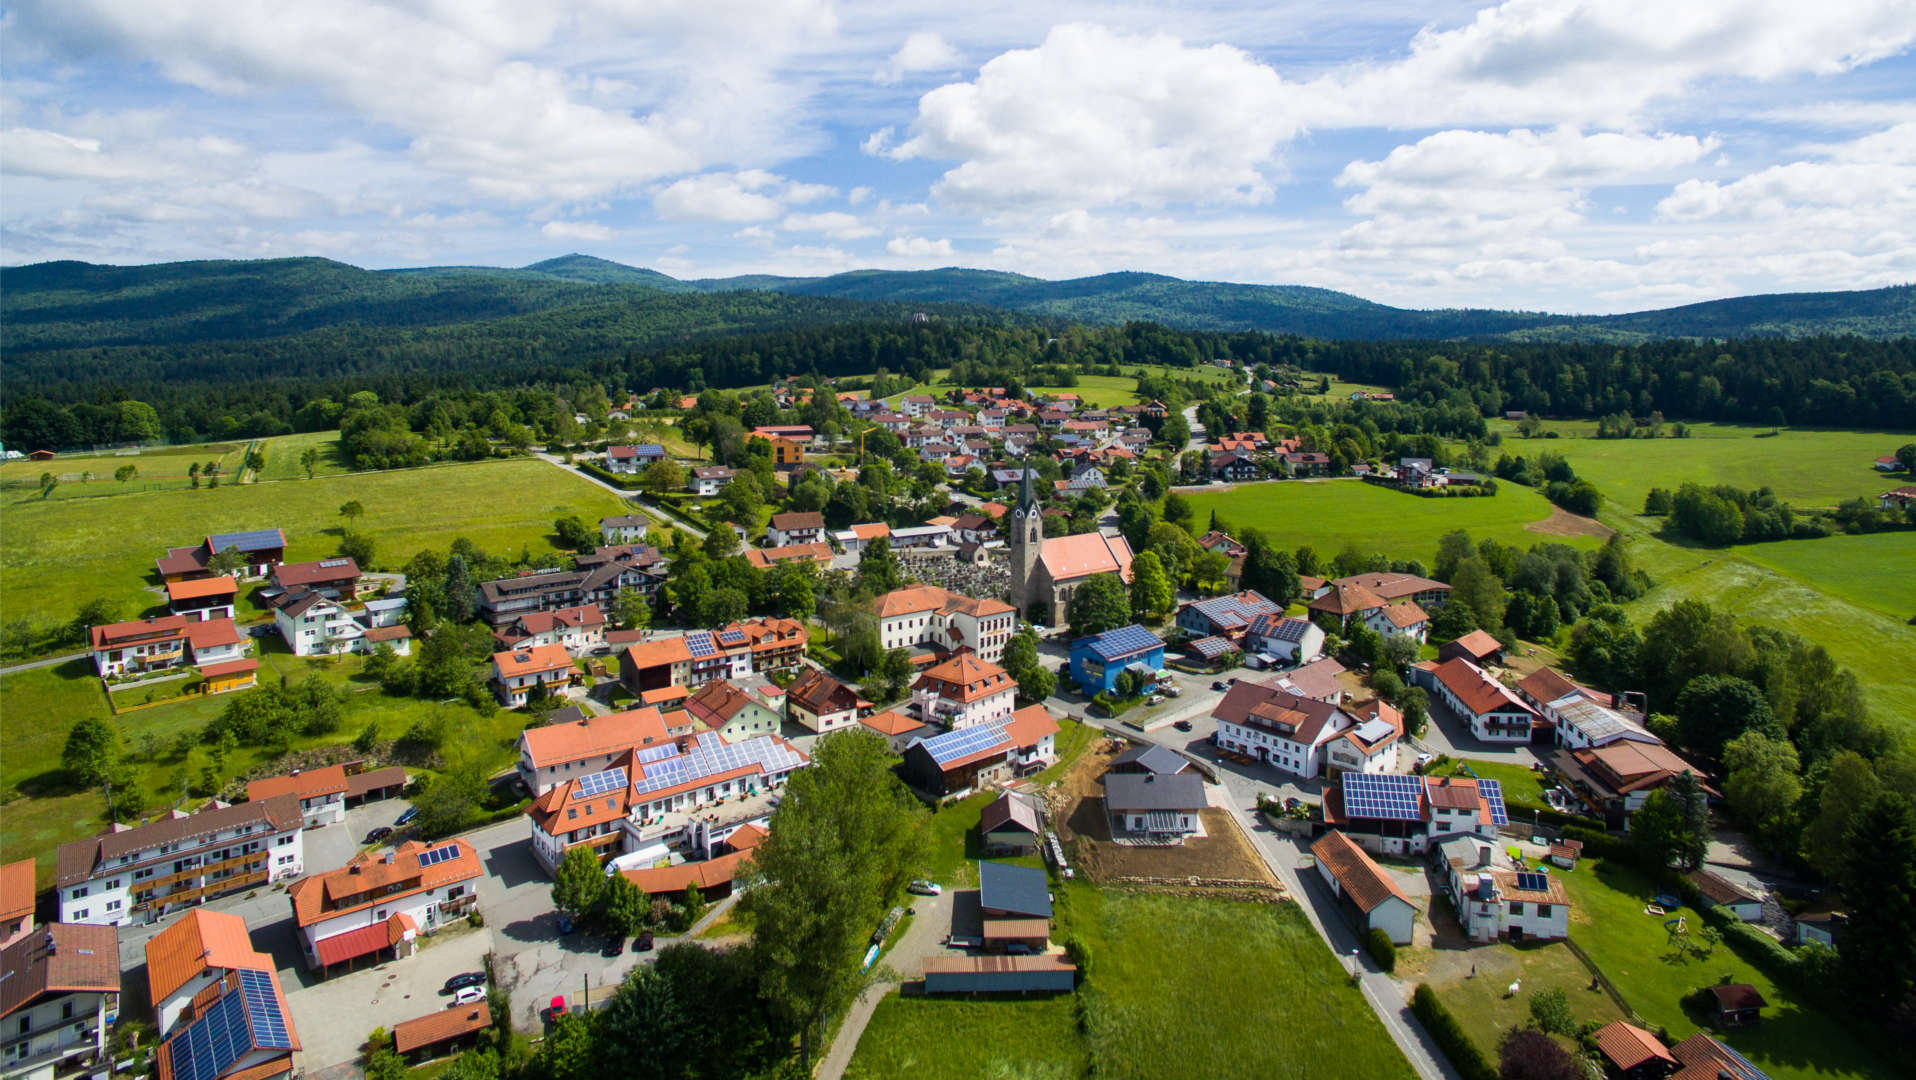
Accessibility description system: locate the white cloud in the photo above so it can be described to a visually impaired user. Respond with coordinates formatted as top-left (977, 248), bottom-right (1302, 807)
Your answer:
top-left (541, 220), bottom-right (613, 242)
top-left (874, 31), bottom-right (962, 84)
top-left (886, 234), bottom-right (954, 257)
top-left (887, 24), bottom-right (1301, 213)
top-left (848, 185), bottom-right (873, 206)
top-left (781, 211), bottom-right (879, 239)
top-left (1657, 120), bottom-right (1916, 222)
top-left (653, 170), bottom-right (833, 223)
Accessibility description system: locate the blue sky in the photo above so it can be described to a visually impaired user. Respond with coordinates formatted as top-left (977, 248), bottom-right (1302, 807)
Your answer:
top-left (3, 0), bottom-right (1913, 312)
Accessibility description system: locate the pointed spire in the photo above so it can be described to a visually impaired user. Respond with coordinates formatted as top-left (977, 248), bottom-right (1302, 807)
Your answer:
top-left (1020, 462), bottom-right (1033, 510)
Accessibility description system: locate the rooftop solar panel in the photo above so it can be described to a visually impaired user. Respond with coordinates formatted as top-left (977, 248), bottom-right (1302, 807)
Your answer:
top-left (1081, 623), bottom-right (1163, 661)
top-left (923, 722), bottom-right (1012, 766)
top-left (630, 733), bottom-right (802, 797)
top-left (574, 768), bottom-right (628, 799)
top-left (237, 969), bottom-right (293, 1049)
top-left (1341, 773), bottom-right (1425, 821)
top-left (635, 742), bottom-right (679, 764)
top-left (1476, 779), bottom-right (1510, 826)
top-left (207, 528), bottom-right (283, 553)
top-left (717, 629), bottom-right (748, 646)
top-left (417, 844), bottom-right (461, 867)
top-left (684, 632), bottom-right (716, 658)
top-left (1516, 871), bottom-right (1549, 892)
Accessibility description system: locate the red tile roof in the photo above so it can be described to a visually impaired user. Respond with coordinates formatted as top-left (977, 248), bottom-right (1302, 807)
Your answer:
top-left (393, 1003), bottom-right (492, 1054)
top-left (167, 577), bottom-right (239, 602)
top-left (1593, 1021), bottom-right (1675, 1071)
top-left (913, 651), bottom-right (1015, 704)
top-left (144, 911), bottom-right (278, 1012)
top-left (1, 923), bottom-right (120, 1020)
top-left (288, 840), bottom-right (481, 927)
top-left (1, 860), bottom-right (36, 926)
top-left (1311, 830), bottom-right (1412, 913)
top-left (1446, 629), bottom-right (1503, 660)
top-left (247, 765), bottom-right (348, 804)
top-left (492, 643), bottom-right (573, 679)
top-left (520, 707), bottom-right (670, 769)
top-left (1427, 657), bottom-right (1536, 720)
top-left (91, 615), bottom-right (190, 651)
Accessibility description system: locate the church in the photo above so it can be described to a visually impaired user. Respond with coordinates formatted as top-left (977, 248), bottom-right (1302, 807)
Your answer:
top-left (1007, 467), bottom-right (1135, 627)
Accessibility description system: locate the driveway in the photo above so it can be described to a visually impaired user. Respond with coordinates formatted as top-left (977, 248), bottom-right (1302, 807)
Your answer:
top-left (817, 889), bottom-right (955, 1080)
top-left (287, 923), bottom-right (494, 1073)
top-left (1410, 695), bottom-right (1542, 767)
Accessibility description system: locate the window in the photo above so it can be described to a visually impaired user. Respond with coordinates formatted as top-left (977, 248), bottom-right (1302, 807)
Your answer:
top-left (1508, 901), bottom-right (1525, 916)
top-left (106, 900), bottom-right (121, 912)
top-left (70, 886), bottom-right (88, 899)
top-left (62, 1002), bottom-right (74, 1020)
top-left (71, 909), bottom-right (87, 920)
top-left (1536, 904), bottom-right (1552, 918)
top-left (275, 835), bottom-right (293, 847)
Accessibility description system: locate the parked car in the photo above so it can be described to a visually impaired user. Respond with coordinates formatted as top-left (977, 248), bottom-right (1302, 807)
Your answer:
top-left (363, 826), bottom-right (393, 844)
top-left (1211, 681), bottom-right (1229, 691)
top-left (556, 914), bottom-right (575, 936)
top-left (906, 880), bottom-right (942, 896)
top-left (635, 931), bottom-right (654, 952)
top-left (1414, 753), bottom-right (1433, 771)
top-left (443, 972), bottom-right (486, 993)
top-left (1005, 943), bottom-right (1034, 955)
top-left (1173, 720), bottom-right (1193, 732)
top-left (601, 937), bottom-right (625, 958)
top-left (449, 986), bottom-right (486, 1007)
top-left (1162, 684), bottom-right (1182, 697)
top-left (394, 805), bottom-right (420, 827)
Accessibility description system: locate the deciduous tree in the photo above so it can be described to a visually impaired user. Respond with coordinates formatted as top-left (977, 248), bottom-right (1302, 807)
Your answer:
top-left (1067, 573), bottom-right (1130, 640)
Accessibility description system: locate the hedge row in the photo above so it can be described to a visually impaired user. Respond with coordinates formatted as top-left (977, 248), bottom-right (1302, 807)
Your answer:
top-left (1365, 928), bottom-right (1396, 973)
top-left (1410, 983), bottom-right (1497, 1080)
top-left (577, 461), bottom-right (646, 490)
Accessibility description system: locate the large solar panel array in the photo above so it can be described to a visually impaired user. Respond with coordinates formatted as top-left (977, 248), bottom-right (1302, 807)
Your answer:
top-left (631, 734), bottom-right (805, 797)
top-left (236, 970), bottom-right (293, 1049)
top-left (716, 628), bottom-right (748, 646)
top-left (1340, 773), bottom-right (1425, 821)
top-left (574, 768), bottom-right (628, 799)
top-left (166, 985), bottom-right (250, 1080)
top-left (207, 528), bottom-right (282, 552)
top-left (684, 632), bottom-right (717, 658)
top-left (1081, 623), bottom-right (1162, 661)
top-left (417, 844), bottom-right (461, 867)
top-left (635, 742), bottom-right (680, 764)
top-left (1476, 779), bottom-right (1510, 826)
top-left (920, 722), bottom-right (1012, 767)
top-left (1516, 871), bottom-right (1549, 892)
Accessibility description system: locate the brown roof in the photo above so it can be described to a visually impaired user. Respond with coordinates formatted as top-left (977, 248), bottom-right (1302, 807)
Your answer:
top-left (1332, 572), bottom-right (1449, 602)
top-left (520, 707), bottom-right (670, 769)
top-left (288, 839), bottom-right (481, 927)
top-left (1310, 830), bottom-right (1412, 913)
top-left (1213, 682), bottom-right (1344, 744)
top-left (1708, 983), bottom-right (1767, 1011)
top-left (787, 667), bottom-right (867, 716)
top-left (393, 1003), bottom-right (492, 1054)
top-left (921, 954), bottom-right (1075, 975)
top-left (620, 849), bottom-right (752, 896)
top-left (743, 542), bottom-right (834, 570)
top-left (167, 577), bottom-right (239, 602)
top-left (1574, 740), bottom-right (1707, 794)
top-left (197, 658), bottom-right (260, 679)
top-left (1668, 1033), bottom-right (1765, 1080)
top-left (57, 796), bottom-right (302, 886)
top-left (1380, 601), bottom-right (1429, 628)
top-left (913, 651), bottom-right (1014, 704)
top-left (1, 923), bottom-right (120, 1019)
top-left (686, 680), bottom-right (771, 728)
top-left (0, 859), bottom-right (34, 925)
top-left (247, 764), bottom-right (348, 804)
top-left (1593, 1021), bottom-right (1675, 1071)
top-left (184, 618), bottom-right (245, 651)
top-left (981, 918), bottom-right (1051, 939)
top-left (91, 614), bottom-right (190, 651)
top-left (1427, 657), bottom-right (1536, 720)
top-left (769, 511), bottom-right (824, 531)
top-left (345, 766), bottom-right (409, 798)
top-left (145, 910), bottom-right (268, 1012)
top-left (979, 792), bottom-right (1042, 836)
top-left (363, 624), bottom-right (412, 642)
top-left (273, 558), bottom-right (360, 588)
top-left (1516, 667), bottom-right (1582, 706)
top-left (1308, 581), bottom-right (1387, 616)
top-left (1446, 629), bottom-right (1503, 660)
top-left (1689, 868), bottom-right (1761, 906)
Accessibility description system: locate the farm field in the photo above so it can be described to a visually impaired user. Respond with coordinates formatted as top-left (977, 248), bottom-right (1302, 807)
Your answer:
top-left (1487, 423), bottom-right (1906, 511)
top-left (844, 994), bottom-right (1087, 1080)
top-left (1062, 887), bottom-right (1413, 1080)
top-left (1181, 478), bottom-right (1605, 569)
top-left (1, 456), bottom-right (637, 631)
top-left (2, 440), bottom-right (252, 496)
top-left (253, 430), bottom-right (352, 480)
top-left (1558, 859), bottom-right (1896, 1080)
top-left (1024, 376), bottom-right (1141, 407)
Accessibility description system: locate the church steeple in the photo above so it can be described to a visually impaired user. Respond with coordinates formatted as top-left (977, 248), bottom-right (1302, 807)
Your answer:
top-left (1009, 463), bottom-right (1042, 619)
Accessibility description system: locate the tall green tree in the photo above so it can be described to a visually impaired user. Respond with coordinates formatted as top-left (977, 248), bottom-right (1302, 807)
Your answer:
top-left (1676, 674), bottom-right (1780, 761)
top-left (1629, 788), bottom-right (1686, 871)
top-left (1449, 556), bottom-right (1507, 631)
top-left (443, 554), bottom-right (479, 623)
top-left (552, 844), bottom-right (608, 923)
top-left (856, 538), bottom-right (903, 594)
top-left (62, 717), bottom-right (118, 787)
top-left (741, 730), bottom-right (927, 1067)
top-left (612, 590), bottom-right (652, 632)
top-left (1722, 730), bottom-right (1802, 851)
top-left (1840, 792), bottom-right (1916, 1018)
top-left (1803, 751), bottom-right (1879, 879)
top-left (1668, 770), bottom-right (1712, 872)
top-left (1066, 573), bottom-right (1131, 639)
top-left (1128, 551), bottom-right (1174, 622)
top-left (1240, 534), bottom-right (1300, 605)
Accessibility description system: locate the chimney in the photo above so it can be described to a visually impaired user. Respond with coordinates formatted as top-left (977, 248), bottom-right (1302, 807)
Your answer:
top-left (1476, 873), bottom-right (1495, 901)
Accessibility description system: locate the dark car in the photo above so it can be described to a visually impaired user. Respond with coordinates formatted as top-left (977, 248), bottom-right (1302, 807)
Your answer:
top-left (1211, 681), bottom-right (1229, 692)
top-left (394, 805), bottom-right (420, 827)
top-left (1173, 720), bottom-right (1193, 732)
top-left (557, 914), bottom-right (575, 936)
top-left (443, 972), bottom-right (486, 993)
top-left (601, 937), bottom-right (625, 958)
top-left (635, 931), bottom-right (654, 952)
top-left (363, 826), bottom-right (393, 844)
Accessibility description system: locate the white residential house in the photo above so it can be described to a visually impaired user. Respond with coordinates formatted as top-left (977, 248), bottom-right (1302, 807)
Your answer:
top-left (872, 585), bottom-right (1016, 663)
top-left (287, 841), bottom-right (481, 970)
top-left (1210, 682), bottom-right (1375, 779)
top-left (688, 467), bottom-right (737, 496)
top-left (601, 515), bottom-right (649, 545)
top-left (1413, 657), bottom-right (1538, 743)
top-left (910, 652), bottom-right (1017, 730)
top-left (1436, 838), bottom-right (1570, 943)
top-left (0, 924), bottom-right (120, 1080)
top-left (1243, 613), bottom-right (1325, 666)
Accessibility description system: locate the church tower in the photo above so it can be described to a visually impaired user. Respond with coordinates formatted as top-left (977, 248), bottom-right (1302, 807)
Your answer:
top-left (1008, 464), bottom-right (1043, 619)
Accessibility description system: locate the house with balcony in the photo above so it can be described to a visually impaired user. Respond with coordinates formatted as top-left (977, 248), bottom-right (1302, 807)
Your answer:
top-left (55, 798), bottom-right (305, 926)
top-left (688, 466), bottom-right (737, 496)
top-left (245, 766), bottom-right (349, 828)
top-left (287, 840), bottom-right (481, 971)
top-left (785, 667), bottom-right (873, 734)
top-left (516, 707), bottom-right (675, 797)
top-left (1321, 773), bottom-right (1507, 857)
top-left (604, 444), bottom-right (666, 474)
top-left (143, 910), bottom-right (271, 1037)
top-left (152, 967), bottom-right (296, 1080)
top-left (872, 585), bottom-right (1016, 663)
top-left (1411, 657), bottom-right (1538, 743)
top-left (0, 924), bottom-right (120, 1080)
top-left (493, 605), bottom-right (606, 656)
top-left (491, 644), bottom-right (576, 707)
top-left (1434, 836), bottom-right (1569, 943)
top-left (911, 651), bottom-right (1017, 730)
top-left (684, 679), bottom-right (784, 741)
top-left (617, 619), bottom-right (808, 694)
top-left (270, 558), bottom-right (361, 601)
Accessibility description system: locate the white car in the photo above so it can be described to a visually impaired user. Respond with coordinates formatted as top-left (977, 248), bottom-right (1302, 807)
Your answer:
top-left (1414, 753), bottom-right (1433, 770)
top-left (906, 880), bottom-right (942, 896)
top-left (449, 986), bottom-right (486, 1007)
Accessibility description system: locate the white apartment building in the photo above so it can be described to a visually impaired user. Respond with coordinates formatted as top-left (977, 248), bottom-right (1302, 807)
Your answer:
top-left (55, 798), bottom-right (305, 927)
top-left (910, 651), bottom-right (1017, 730)
top-left (872, 585), bottom-right (1016, 663)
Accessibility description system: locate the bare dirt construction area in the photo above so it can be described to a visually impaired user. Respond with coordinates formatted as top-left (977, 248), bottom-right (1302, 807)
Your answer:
top-left (1043, 737), bottom-right (1281, 898)
top-left (1524, 506), bottom-right (1615, 539)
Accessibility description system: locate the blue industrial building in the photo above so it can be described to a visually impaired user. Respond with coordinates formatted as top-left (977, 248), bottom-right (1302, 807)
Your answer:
top-left (1068, 624), bottom-right (1166, 696)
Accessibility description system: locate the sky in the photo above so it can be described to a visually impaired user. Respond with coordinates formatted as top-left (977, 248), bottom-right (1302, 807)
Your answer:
top-left (3, 0), bottom-right (1914, 313)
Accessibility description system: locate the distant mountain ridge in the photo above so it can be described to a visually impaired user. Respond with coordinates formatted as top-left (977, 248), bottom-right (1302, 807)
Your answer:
top-left (3, 254), bottom-right (1910, 351)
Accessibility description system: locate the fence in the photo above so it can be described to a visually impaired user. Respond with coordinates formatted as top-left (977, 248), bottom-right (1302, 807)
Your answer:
top-left (1561, 935), bottom-right (1644, 1023)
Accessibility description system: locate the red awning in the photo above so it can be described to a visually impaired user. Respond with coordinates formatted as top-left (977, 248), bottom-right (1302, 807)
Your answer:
top-left (313, 922), bottom-right (391, 967)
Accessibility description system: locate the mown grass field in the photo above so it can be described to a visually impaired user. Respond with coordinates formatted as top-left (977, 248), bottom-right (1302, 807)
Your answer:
top-left (1405, 939), bottom-right (1624, 1061)
top-left (0, 640), bottom-right (526, 884)
top-left (1062, 888), bottom-right (1413, 1080)
top-left (1487, 423), bottom-right (1906, 511)
top-left (846, 994), bottom-right (1087, 1080)
top-left (1181, 478), bottom-right (1604, 569)
top-left (1024, 377), bottom-right (1140, 407)
top-left (1, 456), bottom-right (638, 630)
top-left (1559, 859), bottom-right (1896, 1080)
top-left (845, 889), bottom-right (1411, 1080)
top-left (253, 430), bottom-right (352, 480)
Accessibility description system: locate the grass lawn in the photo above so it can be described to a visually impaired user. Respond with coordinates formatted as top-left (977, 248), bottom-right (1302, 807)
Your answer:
top-left (845, 994), bottom-right (1087, 1080)
top-left (1182, 478), bottom-right (1601, 568)
top-left (253, 430), bottom-right (352, 480)
top-left (1490, 423), bottom-right (1907, 512)
top-left (1302, 373), bottom-right (1394, 401)
top-left (1061, 887), bottom-right (1414, 1080)
top-left (1407, 939), bottom-right (1625, 1060)
top-left (1559, 859), bottom-right (1896, 1080)
top-left (1, 456), bottom-right (637, 633)
top-left (1731, 532), bottom-right (1916, 620)
top-left (916, 717), bottom-right (1094, 886)
top-left (1424, 759), bottom-right (1547, 813)
top-left (1025, 376), bottom-right (1140, 407)
top-left (2, 441), bottom-right (250, 496)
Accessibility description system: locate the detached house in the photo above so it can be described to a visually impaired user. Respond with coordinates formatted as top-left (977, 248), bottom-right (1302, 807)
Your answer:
top-left (1176, 591), bottom-right (1282, 640)
top-left (491, 643), bottom-right (576, 707)
top-left (1212, 682), bottom-right (1395, 779)
top-left (270, 557), bottom-right (361, 601)
top-left (288, 840), bottom-right (481, 971)
top-left (1243, 613), bottom-right (1325, 667)
top-left (1322, 772), bottom-right (1507, 856)
top-left (1434, 836), bottom-right (1568, 943)
top-left (911, 651), bottom-right (1017, 730)
top-left (90, 616), bottom-right (256, 691)
top-left (155, 529), bottom-right (286, 582)
top-left (144, 909), bottom-right (270, 1037)
top-left (494, 605), bottom-right (606, 656)
top-left (165, 577), bottom-right (238, 622)
top-left (600, 515), bottom-right (649, 545)
top-left (683, 680), bottom-right (783, 741)
top-left (618, 618), bottom-right (807, 693)
top-left (689, 466), bottom-right (737, 496)
top-left (1, 924), bottom-right (121, 1080)
top-left (785, 668), bottom-right (873, 734)
top-left (605, 444), bottom-right (666, 475)
top-left (1411, 657), bottom-right (1538, 743)
top-left (152, 967), bottom-right (298, 1080)
top-left (245, 765), bottom-right (349, 828)
top-left (766, 512), bottom-right (826, 547)
top-left (1549, 740), bottom-right (1713, 829)
top-left (900, 705), bottom-right (1059, 796)
top-left (516, 706), bottom-right (675, 797)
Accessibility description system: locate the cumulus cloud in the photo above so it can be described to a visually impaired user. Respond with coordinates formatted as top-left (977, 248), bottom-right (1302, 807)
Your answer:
top-left (541, 220), bottom-right (613, 242)
top-left (780, 211), bottom-right (879, 239)
top-left (874, 31), bottom-right (962, 84)
top-left (886, 23), bottom-right (1301, 212)
top-left (653, 170), bottom-right (833, 223)
top-left (886, 234), bottom-right (954, 256)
